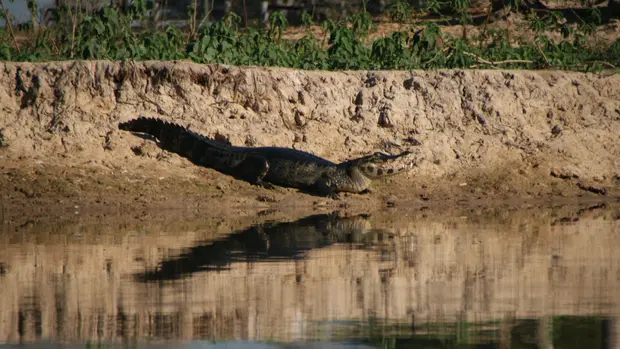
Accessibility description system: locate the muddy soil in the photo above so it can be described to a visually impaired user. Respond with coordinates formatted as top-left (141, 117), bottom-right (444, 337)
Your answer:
top-left (0, 60), bottom-right (619, 217)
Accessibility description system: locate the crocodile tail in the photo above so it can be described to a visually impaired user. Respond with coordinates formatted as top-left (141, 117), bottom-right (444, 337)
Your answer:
top-left (119, 117), bottom-right (207, 163)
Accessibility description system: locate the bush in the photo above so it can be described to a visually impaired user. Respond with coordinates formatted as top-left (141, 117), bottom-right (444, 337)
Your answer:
top-left (0, 4), bottom-right (617, 72)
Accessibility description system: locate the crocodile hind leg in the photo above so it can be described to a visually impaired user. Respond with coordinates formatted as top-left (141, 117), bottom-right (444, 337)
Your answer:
top-left (235, 154), bottom-right (276, 190)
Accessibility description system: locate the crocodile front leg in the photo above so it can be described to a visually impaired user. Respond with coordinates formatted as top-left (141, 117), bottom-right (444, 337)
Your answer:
top-left (310, 179), bottom-right (340, 200)
top-left (236, 154), bottom-right (276, 190)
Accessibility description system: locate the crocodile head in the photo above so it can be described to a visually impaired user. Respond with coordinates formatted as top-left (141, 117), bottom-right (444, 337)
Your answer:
top-left (353, 151), bottom-right (416, 179)
top-left (331, 150), bottom-right (419, 194)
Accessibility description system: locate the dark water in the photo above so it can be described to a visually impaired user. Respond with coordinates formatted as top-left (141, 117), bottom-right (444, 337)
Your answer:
top-left (1, 203), bottom-right (619, 348)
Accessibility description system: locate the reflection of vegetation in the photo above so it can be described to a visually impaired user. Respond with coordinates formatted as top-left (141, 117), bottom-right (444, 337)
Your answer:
top-left (332, 315), bottom-right (611, 348)
top-left (85, 338), bottom-right (138, 349)
top-left (357, 317), bottom-right (500, 348)
top-left (552, 316), bottom-right (606, 349)
top-left (0, 1), bottom-right (617, 71)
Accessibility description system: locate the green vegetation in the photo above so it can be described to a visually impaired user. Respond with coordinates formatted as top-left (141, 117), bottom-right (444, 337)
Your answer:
top-left (0, 0), bottom-right (618, 71)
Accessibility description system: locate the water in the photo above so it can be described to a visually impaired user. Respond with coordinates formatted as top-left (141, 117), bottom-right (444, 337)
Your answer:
top-left (1, 202), bottom-right (619, 348)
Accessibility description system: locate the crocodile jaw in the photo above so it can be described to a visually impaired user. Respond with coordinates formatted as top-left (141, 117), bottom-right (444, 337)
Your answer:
top-left (355, 151), bottom-right (418, 180)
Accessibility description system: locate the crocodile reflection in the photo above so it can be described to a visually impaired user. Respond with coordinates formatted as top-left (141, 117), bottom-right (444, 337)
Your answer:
top-left (135, 212), bottom-right (380, 282)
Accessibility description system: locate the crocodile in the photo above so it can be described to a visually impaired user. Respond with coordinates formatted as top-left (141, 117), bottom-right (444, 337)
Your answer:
top-left (118, 117), bottom-right (416, 198)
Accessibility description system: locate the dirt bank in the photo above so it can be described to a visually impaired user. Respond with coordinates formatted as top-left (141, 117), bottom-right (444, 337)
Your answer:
top-left (0, 61), bottom-right (618, 213)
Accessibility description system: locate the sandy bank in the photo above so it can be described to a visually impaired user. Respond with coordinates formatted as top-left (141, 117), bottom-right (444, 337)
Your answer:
top-left (0, 61), bottom-right (618, 213)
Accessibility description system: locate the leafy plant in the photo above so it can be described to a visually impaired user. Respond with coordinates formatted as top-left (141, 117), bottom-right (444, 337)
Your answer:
top-left (349, 10), bottom-right (376, 39)
top-left (0, 2), bottom-right (615, 72)
top-left (325, 20), bottom-right (371, 69)
top-left (269, 11), bottom-right (288, 42)
top-left (74, 7), bottom-right (138, 59)
top-left (141, 26), bottom-right (186, 60)
top-left (0, 42), bottom-right (11, 60)
top-left (528, 10), bottom-right (566, 34)
top-left (371, 31), bottom-right (412, 69)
